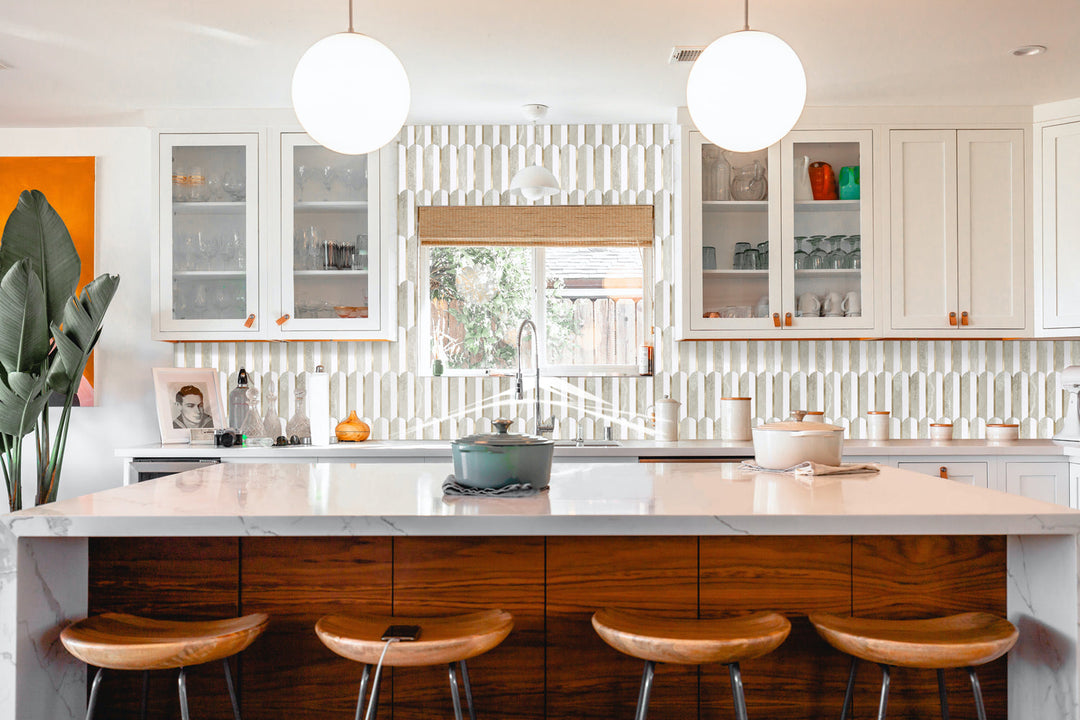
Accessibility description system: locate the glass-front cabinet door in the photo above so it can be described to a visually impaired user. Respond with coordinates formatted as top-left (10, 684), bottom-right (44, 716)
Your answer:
top-left (687, 131), bottom-right (782, 333)
top-left (279, 133), bottom-right (382, 335)
top-left (780, 129), bottom-right (874, 331)
top-left (156, 133), bottom-right (261, 337)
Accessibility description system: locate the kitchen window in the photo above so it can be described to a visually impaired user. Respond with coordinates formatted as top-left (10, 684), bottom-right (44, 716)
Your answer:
top-left (418, 206), bottom-right (654, 375)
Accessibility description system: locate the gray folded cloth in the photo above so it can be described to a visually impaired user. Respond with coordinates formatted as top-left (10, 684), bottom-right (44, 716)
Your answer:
top-left (442, 476), bottom-right (547, 497)
top-left (740, 461), bottom-right (880, 476)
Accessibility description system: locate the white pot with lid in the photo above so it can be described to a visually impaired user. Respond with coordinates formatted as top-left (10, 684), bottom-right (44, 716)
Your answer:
top-left (751, 421), bottom-right (844, 470)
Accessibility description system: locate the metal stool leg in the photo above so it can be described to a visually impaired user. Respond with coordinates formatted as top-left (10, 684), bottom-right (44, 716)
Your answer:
top-left (448, 662), bottom-right (465, 720)
top-left (364, 664), bottom-right (384, 720)
top-left (729, 662), bottom-right (749, 720)
top-left (85, 667), bottom-right (105, 720)
top-left (459, 660), bottom-right (477, 720)
top-left (840, 658), bottom-right (857, 720)
top-left (139, 670), bottom-right (149, 720)
top-left (223, 658), bottom-right (242, 720)
top-left (634, 660), bottom-right (656, 720)
top-left (876, 664), bottom-right (891, 720)
top-left (937, 668), bottom-right (950, 720)
top-left (968, 667), bottom-right (988, 720)
top-left (354, 665), bottom-right (371, 720)
top-left (177, 667), bottom-right (191, 720)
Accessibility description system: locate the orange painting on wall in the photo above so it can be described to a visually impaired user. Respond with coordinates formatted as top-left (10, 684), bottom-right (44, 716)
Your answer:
top-left (0, 156), bottom-right (97, 405)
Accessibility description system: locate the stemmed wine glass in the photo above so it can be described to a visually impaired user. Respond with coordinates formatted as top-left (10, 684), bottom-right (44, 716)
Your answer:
top-left (295, 164), bottom-right (310, 202)
top-left (321, 165), bottom-right (336, 199)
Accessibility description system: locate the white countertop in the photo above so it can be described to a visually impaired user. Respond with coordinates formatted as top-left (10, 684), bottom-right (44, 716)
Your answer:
top-left (8, 461), bottom-right (1079, 538)
top-left (114, 438), bottom-right (1068, 459)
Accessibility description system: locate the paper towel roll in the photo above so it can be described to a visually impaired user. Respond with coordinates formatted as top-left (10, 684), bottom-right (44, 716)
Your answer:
top-left (307, 367), bottom-right (331, 446)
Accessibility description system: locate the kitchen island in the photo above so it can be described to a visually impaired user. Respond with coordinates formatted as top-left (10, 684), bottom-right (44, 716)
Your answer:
top-left (3, 461), bottom-right (1078, 719)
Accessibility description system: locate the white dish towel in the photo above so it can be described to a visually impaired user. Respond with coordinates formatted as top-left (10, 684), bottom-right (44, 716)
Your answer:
top-left (740, 461), bottom-right (880, 477)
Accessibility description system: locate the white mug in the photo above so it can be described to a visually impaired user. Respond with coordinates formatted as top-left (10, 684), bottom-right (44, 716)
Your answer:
top-left (823, 292), bottom-right (844, 316)
top-left (797, 292), bottom-right (821, 317)
top-left (842, 291), bottom-right (861, 317)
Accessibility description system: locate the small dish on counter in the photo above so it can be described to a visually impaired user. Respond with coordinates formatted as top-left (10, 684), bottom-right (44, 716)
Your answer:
top-left (985, 423), bottom-right (1019, 442)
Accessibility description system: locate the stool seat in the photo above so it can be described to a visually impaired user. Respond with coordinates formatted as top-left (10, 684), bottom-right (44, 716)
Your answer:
top-left (809, 612), bottom-right (1018, 670)
top-left (60, 612), bottom-right (269, 671)
top-left (316, 609), bottom-right (513, 668)
top-left (591, 608), bottom-right (791, 665)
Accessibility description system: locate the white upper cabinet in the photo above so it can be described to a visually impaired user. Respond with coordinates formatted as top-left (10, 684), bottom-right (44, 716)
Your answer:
top-left (1037, 120), bottom-right (1080, 335)
top-left (888, 129), bottom-right (1025, 335)
top-left (678, 127), bottom-right (875, 339)
top-left (152, 129), bottom-right (397, 341)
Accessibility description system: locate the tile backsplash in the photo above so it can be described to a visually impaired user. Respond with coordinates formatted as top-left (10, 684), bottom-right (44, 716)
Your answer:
top-left (175, 123), bottom-right (1080, 440)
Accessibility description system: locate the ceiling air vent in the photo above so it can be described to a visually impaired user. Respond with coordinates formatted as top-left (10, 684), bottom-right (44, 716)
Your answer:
top-left (669, 46), bottom-right (705, 64)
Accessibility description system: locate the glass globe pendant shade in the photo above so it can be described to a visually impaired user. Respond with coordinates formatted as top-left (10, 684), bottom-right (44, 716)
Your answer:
top-left (686, 30), bottom-right (806, 153)
top-left (292, 31), bottom-right (410, 155)
top-left (510, 165), bottom-right (560, 201)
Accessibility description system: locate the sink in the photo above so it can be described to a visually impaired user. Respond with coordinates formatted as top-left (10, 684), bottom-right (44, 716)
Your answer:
top-left (552, 440), bottom-right (622, 447)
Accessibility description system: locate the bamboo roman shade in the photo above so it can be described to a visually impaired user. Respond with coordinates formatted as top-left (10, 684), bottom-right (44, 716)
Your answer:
top-left (417, 205), bottom-right (654, 248)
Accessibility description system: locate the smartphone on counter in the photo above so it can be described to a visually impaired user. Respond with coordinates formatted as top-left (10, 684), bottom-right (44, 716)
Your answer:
top-left (381, 624), bottom-right (421, 641)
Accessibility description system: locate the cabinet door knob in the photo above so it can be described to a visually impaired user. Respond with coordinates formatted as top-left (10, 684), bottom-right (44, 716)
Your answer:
top-left (784, 312), bottom-right (793, 327)
top-left (276, 314), bottom-right (291, 326)
top-left (243, 314), bottom-right (255, 328)
top-left (939, 466), bottom-right (949, 479)
top-left (960, 311), bottom-right (969, 326)
top-left (949, 312), bottom-right (958, 326)
top-left (772, 312), bottom-right (781, 328)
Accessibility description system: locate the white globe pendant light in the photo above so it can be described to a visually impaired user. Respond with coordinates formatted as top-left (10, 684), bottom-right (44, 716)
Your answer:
top-left (292, 0), bottom-right (410, 155)
top-left (686, 0), bottom-right (805, 153)
top-left (510, 103), bottom-right (561, 201)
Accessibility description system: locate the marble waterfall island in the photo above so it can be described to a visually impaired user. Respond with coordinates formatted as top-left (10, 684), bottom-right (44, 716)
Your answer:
top-left (2, 461), bottom-right (1079, 720)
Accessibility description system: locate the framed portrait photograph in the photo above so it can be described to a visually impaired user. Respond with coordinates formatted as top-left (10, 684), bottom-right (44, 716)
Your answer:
top-left (152, 368), bottom-right (225, 444)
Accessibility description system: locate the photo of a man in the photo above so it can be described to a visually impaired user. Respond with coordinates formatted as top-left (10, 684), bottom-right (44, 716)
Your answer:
top-left (171, 384), bottom-right (214, 429)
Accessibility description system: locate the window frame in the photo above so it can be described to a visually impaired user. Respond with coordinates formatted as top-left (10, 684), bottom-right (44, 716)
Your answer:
top-left (418, 243), bottom-right (653, 378)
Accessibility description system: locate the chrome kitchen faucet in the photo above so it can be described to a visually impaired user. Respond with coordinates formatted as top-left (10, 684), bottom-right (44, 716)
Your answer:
top-left (516, 319), bottom-right (555, 436)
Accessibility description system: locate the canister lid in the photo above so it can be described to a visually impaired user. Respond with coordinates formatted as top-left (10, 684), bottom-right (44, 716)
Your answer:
top-left (453, 418), bottom-right (554, 447)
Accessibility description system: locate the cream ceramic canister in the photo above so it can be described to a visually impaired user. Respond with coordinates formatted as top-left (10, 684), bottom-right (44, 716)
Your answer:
top-left (867, 411), bottom-right (890, 441)
top-left (720, 397), bottom-right (752, 441)
top-left (649, 396), bottom-right (681, 442)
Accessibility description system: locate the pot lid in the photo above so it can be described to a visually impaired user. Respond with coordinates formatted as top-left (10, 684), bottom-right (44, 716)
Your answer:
top-left (453, 418), bottom-right (554, 447)
top-left (755, 421), bottom-right (843, 432)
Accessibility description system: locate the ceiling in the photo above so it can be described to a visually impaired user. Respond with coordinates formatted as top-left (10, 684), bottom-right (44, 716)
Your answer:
top-left (2, 0), bottom-right (1078, 127)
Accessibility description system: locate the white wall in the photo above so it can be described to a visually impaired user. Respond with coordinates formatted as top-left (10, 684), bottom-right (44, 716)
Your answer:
top-left (0, 128), bottom-right (170, 502)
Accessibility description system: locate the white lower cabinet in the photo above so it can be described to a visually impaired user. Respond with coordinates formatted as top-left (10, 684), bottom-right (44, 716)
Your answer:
top-left (897, 461), bottom-right (989, 488)
top-left (1004, 461), bottom-right (1070, 506)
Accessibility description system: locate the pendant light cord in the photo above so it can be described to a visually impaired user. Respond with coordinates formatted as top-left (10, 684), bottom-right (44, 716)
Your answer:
top-left (743, 0), bottom-right (750, 31)
top-left (347, 0), bottom-right (354, 32)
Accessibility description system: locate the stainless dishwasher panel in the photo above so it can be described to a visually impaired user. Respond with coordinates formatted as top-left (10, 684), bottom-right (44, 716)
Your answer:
top-left (130, 458), bottom-right (221, 483)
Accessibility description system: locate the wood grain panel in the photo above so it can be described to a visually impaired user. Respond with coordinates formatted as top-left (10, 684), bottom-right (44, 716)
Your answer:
top-left (547, 536), bottom-right (699, 720)
top-left (851, 536), bottom-right (1007, 720)
top-left (87, 537), bottom-right (239, 720)
top-left (240, 537), bottom-right (392, 720)
top-left (392, 537), bottom-right (544, 720)
top-left (700, 536), bottom-right (852, 720)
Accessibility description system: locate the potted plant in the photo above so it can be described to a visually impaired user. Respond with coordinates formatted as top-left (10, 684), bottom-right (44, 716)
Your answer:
top-left (0, 190), bottom-right (119, 511)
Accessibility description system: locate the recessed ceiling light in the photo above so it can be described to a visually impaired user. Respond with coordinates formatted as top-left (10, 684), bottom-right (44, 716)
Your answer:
top-left (1011, 45), bottom-right (1047, 57)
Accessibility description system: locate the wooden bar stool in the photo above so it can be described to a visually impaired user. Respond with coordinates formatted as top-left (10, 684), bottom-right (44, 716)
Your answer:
top-left (60, 612), bottom-right (269, 720)
top-left (315, 609), bottom-right (513, 720)
top-left (809, 612), bottom-right (1019, 720)
top-left (591, 608), bottom-right (791, 720)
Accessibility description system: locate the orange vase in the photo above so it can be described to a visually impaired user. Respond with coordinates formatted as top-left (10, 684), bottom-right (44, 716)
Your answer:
top-left (335, 411), bottom-right (371, 442)
top-left (808, 161), bottom-right (838, 200)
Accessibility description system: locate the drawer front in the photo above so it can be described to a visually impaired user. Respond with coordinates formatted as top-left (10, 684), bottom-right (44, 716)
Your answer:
top-left (898, 461), bottom-right (989, 488)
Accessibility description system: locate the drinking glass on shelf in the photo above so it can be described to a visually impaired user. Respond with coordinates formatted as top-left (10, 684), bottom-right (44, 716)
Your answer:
top-left (187, 166), bottom-right (208, 202)
top-left (213, 284), bottom-right (230, 318)
top-left (742, 248), bottom-right (761, 270)
top-left (192, 283), bottom-right (208, 318)
top-left (808, 239), bottom-right (828, 270)
top-left (826, 246), bottom-right (846, 270)
top-left (223, 172), bottom-right (246, 201)
top-left (295, 164), bottom-right (310, 202)
top-left (206, 173), bottom-right (223, 201)
top-left (321, 165), bottom-right (336, 199)
top-left (342, 165), bottom-right (366, 194)
top-left (172, 167), bottom-right (187, 202)
top-left (849, 250), bottom-right (862, 269)
top-left (794, 248), bottom-right (810, 270)
top-left (306, 226), bottom-right (323, 270)
top-left (756, 241), bottom-right (769, 269)
top-left (733, 241), bottom-right (751, 269)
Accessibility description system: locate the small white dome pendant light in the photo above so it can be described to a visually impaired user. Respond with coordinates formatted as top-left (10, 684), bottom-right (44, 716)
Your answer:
top-left (686, 0), bottom-right (806, 152)
top-left (291, 0), bottom-right (410, 155)
top-left (510, 104), bottom-right (560, 201)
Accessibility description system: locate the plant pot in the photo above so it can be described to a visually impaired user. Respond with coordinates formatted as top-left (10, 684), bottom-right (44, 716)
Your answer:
top-left (751, 421), bottom-right (844, 469)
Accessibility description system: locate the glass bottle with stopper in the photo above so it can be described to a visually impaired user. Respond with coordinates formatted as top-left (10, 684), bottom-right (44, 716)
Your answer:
top-left (262, 381), bottom-right (282, 439)
top-left (239, 383), bottom-right (272, 445)
top-left (285, 387), bottom-right (312, 444)
top-left (228, 368), bottom-right (250, 430)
